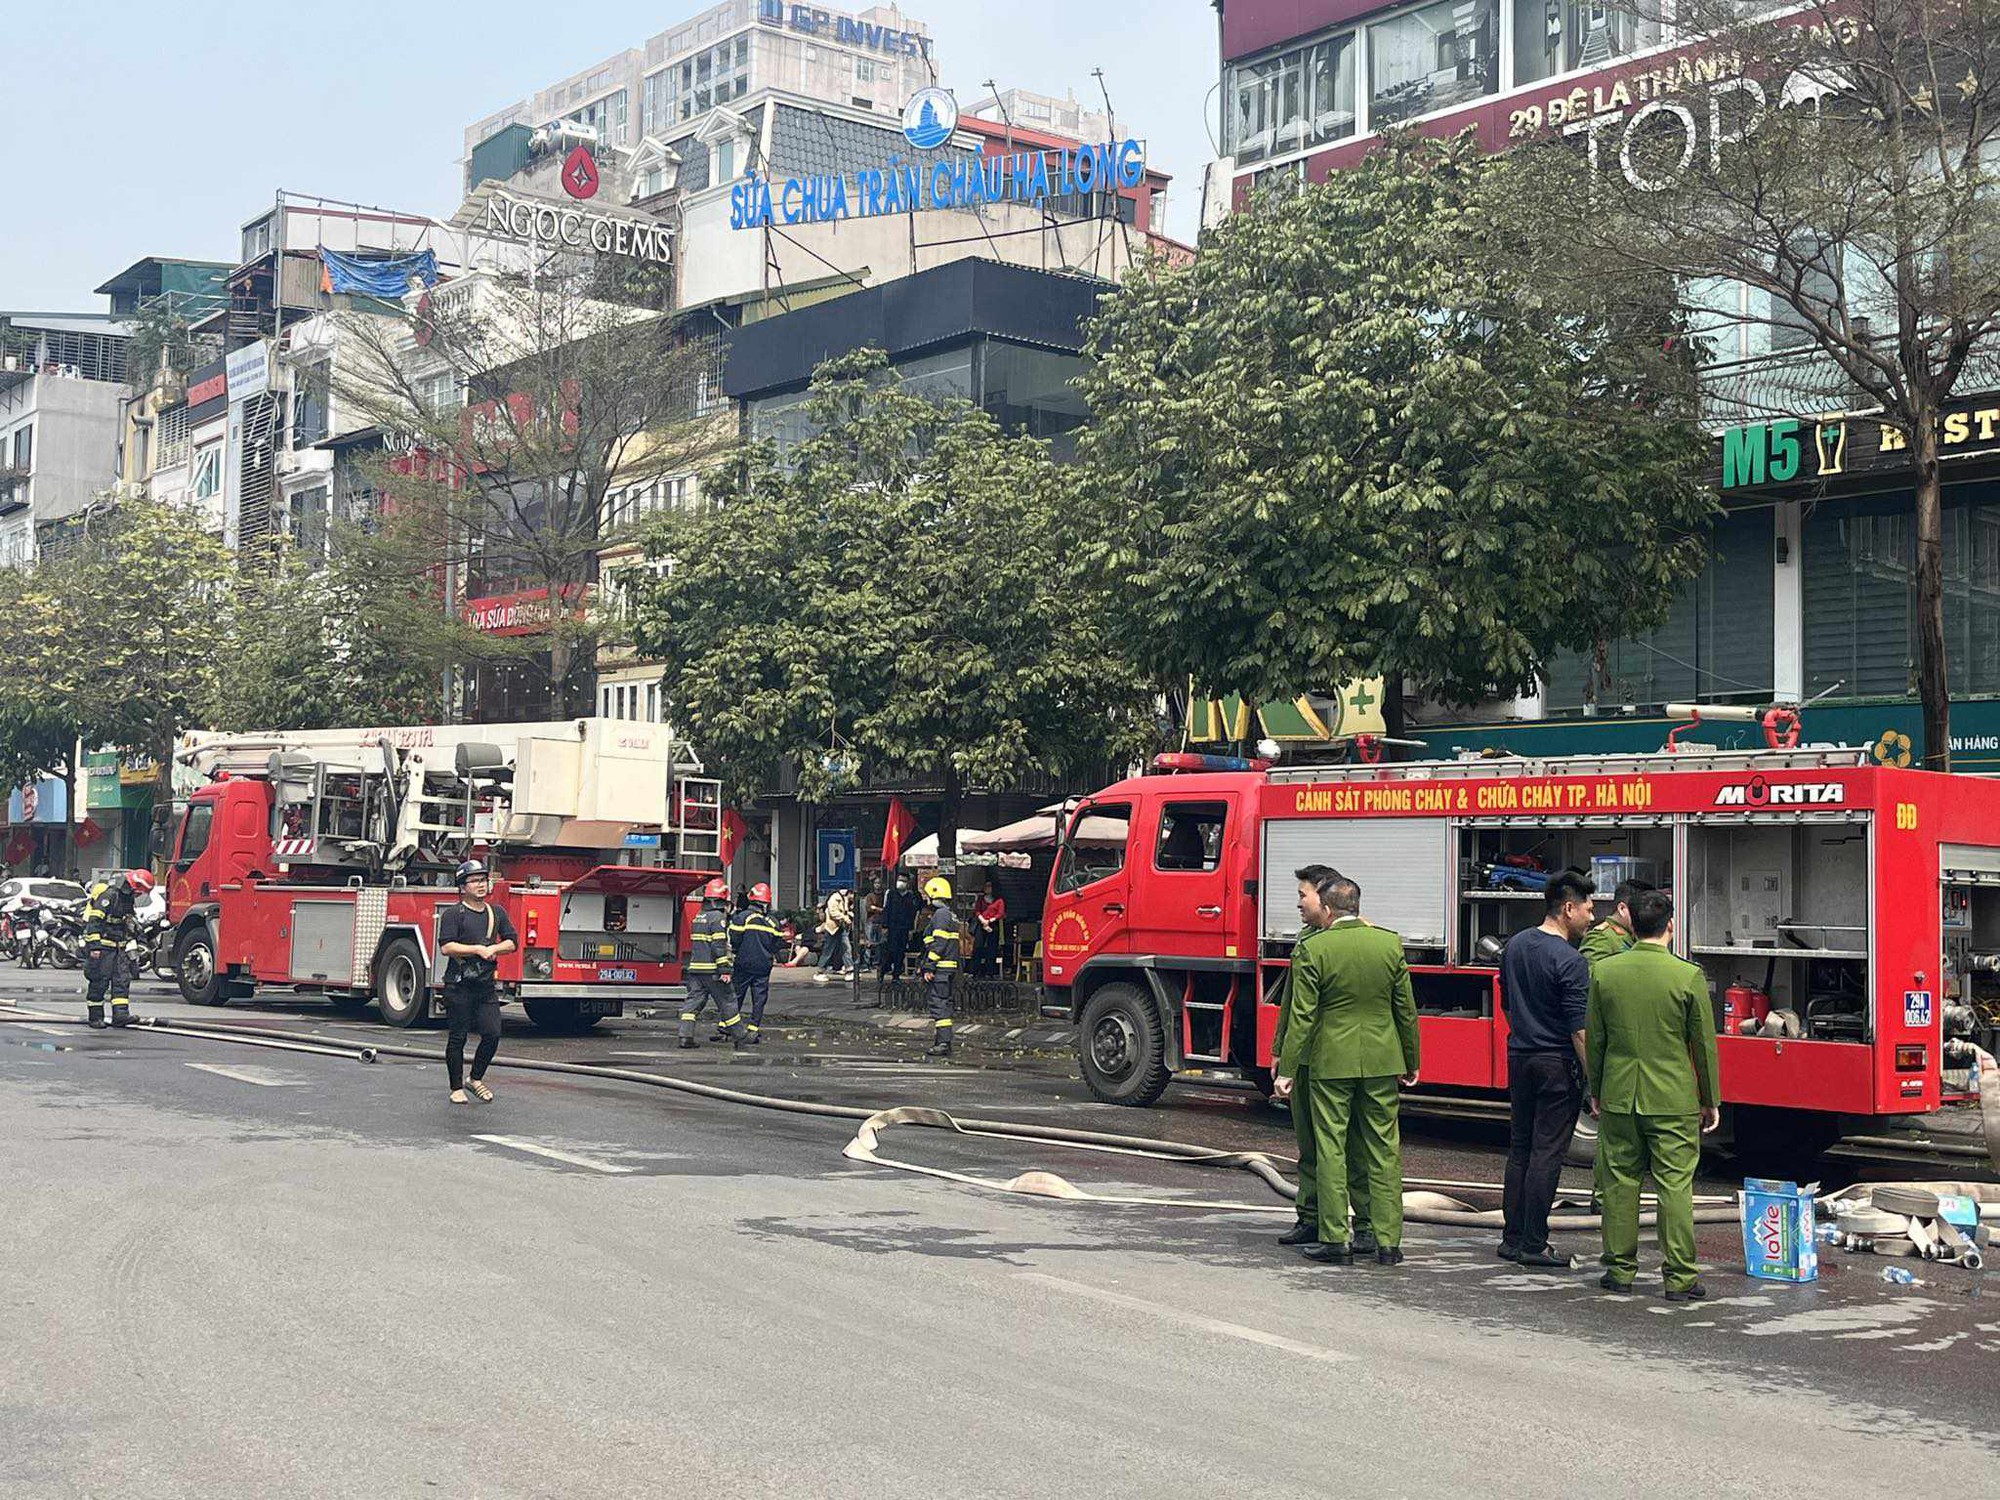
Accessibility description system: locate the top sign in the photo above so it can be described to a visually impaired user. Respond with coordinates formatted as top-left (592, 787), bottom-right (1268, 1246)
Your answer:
top-left (757, 0), bottom-right (929, 57)
top-left (903, 88), bottom-right (957, 150)
top-left (562, 145), bottom-right (601, 201)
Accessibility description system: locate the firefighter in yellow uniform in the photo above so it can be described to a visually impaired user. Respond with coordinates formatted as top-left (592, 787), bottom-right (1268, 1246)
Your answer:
top-left (681, 878), bottom-right (744, 1049)
top-left (1274, 866), bottom-right (1375, 1252)
top-left (1275, 875), bottom-right (1420, 1266)
top-left (919, 876), bottom-right (960, 1057)
top-left (83, 869), bottom-right (155, 1029)
top-left (1586, 889), bottom-right (1721, 1300)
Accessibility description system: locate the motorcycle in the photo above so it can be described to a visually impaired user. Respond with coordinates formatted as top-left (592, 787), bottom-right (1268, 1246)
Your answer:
top-left (135, 906), bottom-right (177, 982)
top-left (38, 900), bottom-right (86, 970)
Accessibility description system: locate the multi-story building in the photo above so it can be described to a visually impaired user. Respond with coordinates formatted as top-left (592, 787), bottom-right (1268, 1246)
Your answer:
top-left (1211, 0), bottom-right (2000, 769)
top-left (965, 87), bottom-right (1113, 147)
top-left (463, 0), bottom-right (936, 196)
top-left (0, 311), bottom-right (131, 567)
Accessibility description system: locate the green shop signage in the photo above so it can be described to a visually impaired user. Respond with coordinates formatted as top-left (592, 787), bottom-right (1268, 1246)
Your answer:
top-left (1719, 397), bottom-right (2000, 493)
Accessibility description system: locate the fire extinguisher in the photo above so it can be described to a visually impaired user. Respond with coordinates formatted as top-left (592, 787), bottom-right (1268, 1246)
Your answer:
top-left (1723, 980), bottom-right (1773, 1035)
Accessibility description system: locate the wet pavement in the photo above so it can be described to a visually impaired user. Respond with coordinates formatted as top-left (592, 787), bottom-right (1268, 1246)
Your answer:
top-left (3, 972), bottom-right (1996, 1495)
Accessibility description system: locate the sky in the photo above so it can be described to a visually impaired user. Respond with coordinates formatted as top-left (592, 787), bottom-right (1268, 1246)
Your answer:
top-left (0, 0), bottom-right (1222, 313)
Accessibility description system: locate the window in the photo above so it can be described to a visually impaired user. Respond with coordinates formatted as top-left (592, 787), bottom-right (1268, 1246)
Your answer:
top-left (416, 370), bottom-right (460, 416)
top-left (1227, 31), bottom-right (1355, 165)
top-left (981, 342), bottom-right (1089, 457)
top-left (291, 360), bottom-right (331, 447)
top-left (175, 802), bottom-right (213, 865)
top-left (156, 404), bottom-right (192, 468)
top-left (10, 424), bottom-right (31, 472)
top-left (714, 139), bottom-right (737, 181)
top-left (1370, 0), bottom-right (1499, 128)
top-left (1156, 803), bottom-right (1228, 872)
top-left (132, 424), bottom-right (150, 479)
top-left (855, 58), bottom-right (878, 83)
top-left (1055, 802), bottom-right (1132, 893)
top-left (1512, 0), bottom-right (1660, 86)
top-left (192, 444), bottom-right (222, 500)
top-left (286, 486), bottom-right (331, 554)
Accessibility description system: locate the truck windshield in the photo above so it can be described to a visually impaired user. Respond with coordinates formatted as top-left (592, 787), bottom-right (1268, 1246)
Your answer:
top-left (1055, 802), bottom-right (1130, 893)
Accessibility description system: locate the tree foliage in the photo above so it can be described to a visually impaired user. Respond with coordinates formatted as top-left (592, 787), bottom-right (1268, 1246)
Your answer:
top-left (1074, 133), bottom-right (1717, 712)
top-left (628, 351), bottom-right (1157, 855)
top-left (1507, 0), bottom-right (2000, 766)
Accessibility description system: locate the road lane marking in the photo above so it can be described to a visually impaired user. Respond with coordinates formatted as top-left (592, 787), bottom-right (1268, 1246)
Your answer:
top-left (185, 1063), bottom-right (310, 1087)
top-left (1017, 1272), bottom-right (1354, 1363)
top-left (18, 1023), bottom-right (77, 1036)
top-left (471, 1135), bottom-right (637, 1174)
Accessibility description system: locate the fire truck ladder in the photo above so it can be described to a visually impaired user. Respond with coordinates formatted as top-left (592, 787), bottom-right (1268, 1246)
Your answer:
top-left (674, 776), bottom-right (723, 868)
top-left (265, 748), bottom-right (394, 869)
top-left (1180, 972), bottom-right (1244, 1066)
top-left (388, 744), bottom-right (512, 869)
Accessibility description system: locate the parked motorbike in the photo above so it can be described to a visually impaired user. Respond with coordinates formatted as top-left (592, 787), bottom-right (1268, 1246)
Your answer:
top-left (38, 900), bottom-right (86, 969)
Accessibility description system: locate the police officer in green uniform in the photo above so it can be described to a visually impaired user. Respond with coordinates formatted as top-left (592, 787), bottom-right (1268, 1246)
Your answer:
top-left (1274, 866), bottom-right (1375, 1252)
top-left (1586, 888), bottom-right (1720, 1300)
top-left (680, 878), bottom-right (744, 1049)
top-left (1578, 880), bottom-right (1650, 1217)
top-left (1578, 880), bottom-right (1649, 968)
top-left (1275, 873), bottom-right (1421, 1266)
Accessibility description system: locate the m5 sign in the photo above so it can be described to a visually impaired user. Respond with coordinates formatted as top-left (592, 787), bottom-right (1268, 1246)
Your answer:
top-left (1720, 417), bottom-right (1850, 491)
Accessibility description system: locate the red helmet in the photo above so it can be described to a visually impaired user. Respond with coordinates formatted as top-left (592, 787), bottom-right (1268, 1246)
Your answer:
top-left (126, 869), bottom-right (157, 894)
top-left (702, 877), bottom-right (728, 901)
top-left (749, 882), bottom-right (773, 905)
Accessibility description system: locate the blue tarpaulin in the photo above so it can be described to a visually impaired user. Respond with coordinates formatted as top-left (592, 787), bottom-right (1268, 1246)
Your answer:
top-left (318, 247), bottom-right (439, 298)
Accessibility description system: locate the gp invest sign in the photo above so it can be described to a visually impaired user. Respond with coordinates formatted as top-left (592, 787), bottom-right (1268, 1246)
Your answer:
top-left (481, 192), bottom-right (674, 264)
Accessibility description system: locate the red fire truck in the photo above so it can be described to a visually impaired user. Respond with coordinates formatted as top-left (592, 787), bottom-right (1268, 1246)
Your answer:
top-left (1041, 745), bottom-right (2000, 1152)
top-left (164, 719), bottom-right (722, 1031)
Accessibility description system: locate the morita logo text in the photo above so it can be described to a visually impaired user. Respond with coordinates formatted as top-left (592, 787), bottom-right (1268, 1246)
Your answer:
top-left (1713, 778), bottom-right (1846, 808)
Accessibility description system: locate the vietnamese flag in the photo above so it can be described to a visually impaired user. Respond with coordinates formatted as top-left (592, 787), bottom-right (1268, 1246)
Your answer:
top-left (881, 797), bottom-right (917, 871)
top-left (720, 808), bottom-right (749, 868)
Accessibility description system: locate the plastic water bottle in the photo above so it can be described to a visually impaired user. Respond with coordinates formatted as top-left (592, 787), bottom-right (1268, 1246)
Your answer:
top-left (1816, 1222), bottom-right (1840, 1244)
top-left (1881, 1266), bottom-right (1918, 1285)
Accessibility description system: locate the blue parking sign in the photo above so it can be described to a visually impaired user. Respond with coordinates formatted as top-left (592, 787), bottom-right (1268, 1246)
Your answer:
top-left (817, 829), bottom-right (858, 891)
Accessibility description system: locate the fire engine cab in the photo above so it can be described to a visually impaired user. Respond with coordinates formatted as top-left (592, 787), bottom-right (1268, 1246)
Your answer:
top-left (1041, 745), bottom-right (2000, 1154)
top-left (166, 719), bottom-right (721, 1031)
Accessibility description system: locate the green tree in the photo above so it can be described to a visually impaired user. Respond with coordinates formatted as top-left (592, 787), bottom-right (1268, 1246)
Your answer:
top-left (1075, 134), bottom-right (1718, 718)
top-left (212, 518), bottom-right (485, 731)
top-left (628, 350), bottom-right (1156, 858)
top-left (0, 497), bottom-right (233, 865)
top-left (1507, 0), bottom-right (2000, 767)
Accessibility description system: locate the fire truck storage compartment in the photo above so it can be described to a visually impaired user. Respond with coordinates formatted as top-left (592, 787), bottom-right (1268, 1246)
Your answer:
top-left (559, 871), bottom-right (684, 964)
top-left (1455, 821), bottom-right (1674, 966)
top-left (1685, 818), bottom-right (1870, 1040)
top-left (1942, 845), bottom-right (2000, 1056)
top-left (1259, 816), bottom-right (1447, 953)
top-left (288, 899), bottom-right (357, 983)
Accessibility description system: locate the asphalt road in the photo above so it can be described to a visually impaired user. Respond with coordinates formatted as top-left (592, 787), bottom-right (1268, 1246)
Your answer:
top-left (3, 977), bottom-right (1997, 1498)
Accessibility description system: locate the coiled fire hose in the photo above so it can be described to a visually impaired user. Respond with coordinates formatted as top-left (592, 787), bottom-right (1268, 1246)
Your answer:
top-left (0, 1004), bottom-right (1849, 1228)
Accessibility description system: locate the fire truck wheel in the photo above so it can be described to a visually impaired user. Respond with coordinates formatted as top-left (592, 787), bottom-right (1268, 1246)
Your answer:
top-left (523, 1000), bottom-right (605, 1034)
top-left (1077, 983), bottom-right (1171, 1107)
top-left (174, 927), bottom-right (223, 1006)
top-left (374, 938), bottom-right (431, 1029)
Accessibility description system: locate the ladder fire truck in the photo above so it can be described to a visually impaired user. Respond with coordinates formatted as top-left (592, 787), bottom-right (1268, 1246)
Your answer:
top-left (165, 719), bottom-right (722, 1031)
top-left (1041, 743), bottom-right (2000, 1154)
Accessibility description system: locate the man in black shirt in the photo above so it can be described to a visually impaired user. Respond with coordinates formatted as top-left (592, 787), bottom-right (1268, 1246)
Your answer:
top-left (1497, 869), bottom-right (1595, 1266)
top-left (439, 859), bottom-right (517, 1104)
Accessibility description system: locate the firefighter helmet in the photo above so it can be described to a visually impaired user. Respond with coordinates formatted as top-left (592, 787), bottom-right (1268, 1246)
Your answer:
top-left (749, 882), bottom-right (773, 905)
top-left (702, 877), bottom-right (729, 901)
top-left (454, 859), bottom-right (490, 887)
top-left (924, 876), bottom-right (953, 901)
top-left (125, 868), bottom-right (157, 895)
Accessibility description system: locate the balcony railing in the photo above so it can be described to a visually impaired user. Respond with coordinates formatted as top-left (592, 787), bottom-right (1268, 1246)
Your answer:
top-left (1699, 345), bottom-right (2000, 430)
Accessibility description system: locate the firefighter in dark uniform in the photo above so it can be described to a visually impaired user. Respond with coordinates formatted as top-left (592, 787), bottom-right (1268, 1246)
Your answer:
top-left (919, 875), bottom-right (961, 1057)
top-left (681, 877), bottom-right (744, 1049)
top-left (83, 868), bottom-right (155, 1029)
top-left (729, 882), bottom-right (782, 1045)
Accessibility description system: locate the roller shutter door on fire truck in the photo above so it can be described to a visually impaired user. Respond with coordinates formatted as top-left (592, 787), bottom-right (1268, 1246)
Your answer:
top-left (1260, 818), bottom-right (1449, 946)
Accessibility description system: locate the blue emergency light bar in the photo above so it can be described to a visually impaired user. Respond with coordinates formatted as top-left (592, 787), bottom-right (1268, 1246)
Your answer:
top-left (1152, 753), bottom-right (1272, 774)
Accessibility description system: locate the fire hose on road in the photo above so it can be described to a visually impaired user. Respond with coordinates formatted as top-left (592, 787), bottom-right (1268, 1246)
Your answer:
top-left (6, 1003), bottom-right (1985, 1230)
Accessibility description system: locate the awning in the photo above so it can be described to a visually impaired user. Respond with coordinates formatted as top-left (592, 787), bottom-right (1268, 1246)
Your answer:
top-left (961, 803), bottom-right (1129, 853)
top-left (898, 830), bottom-right (992, 868)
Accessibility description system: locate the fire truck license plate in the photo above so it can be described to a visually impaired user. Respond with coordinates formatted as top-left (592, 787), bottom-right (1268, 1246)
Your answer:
top-left (598, 968), bottom-right (638, 982)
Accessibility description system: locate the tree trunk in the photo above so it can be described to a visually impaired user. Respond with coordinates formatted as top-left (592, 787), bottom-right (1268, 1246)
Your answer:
top-left (1911, 417), bottom-right (1952, 771)
top-left (60, 751), bottom-right (78, 882)
top-left (938, 761), bottom-right (961, 873)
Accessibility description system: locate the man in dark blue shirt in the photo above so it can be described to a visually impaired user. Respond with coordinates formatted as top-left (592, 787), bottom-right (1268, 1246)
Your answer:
top-left (1497, 869), bottom-right (1596, 1266)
